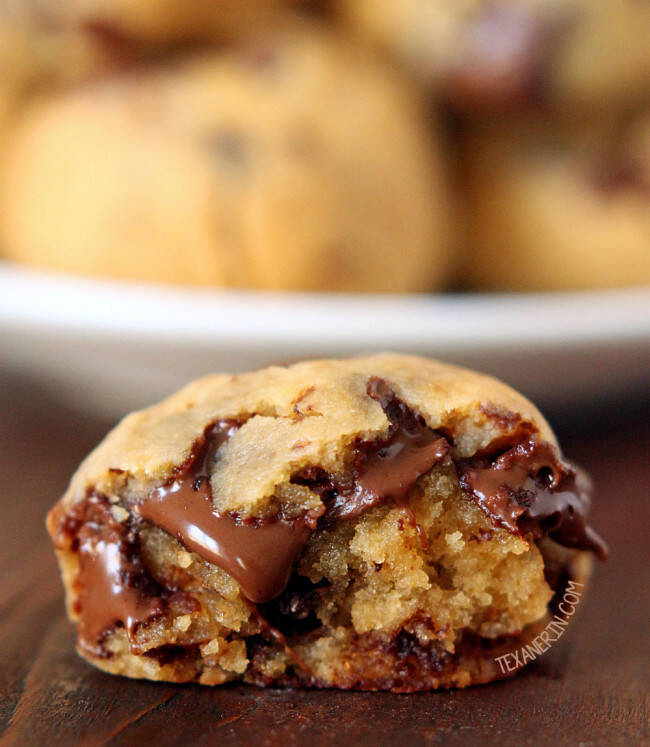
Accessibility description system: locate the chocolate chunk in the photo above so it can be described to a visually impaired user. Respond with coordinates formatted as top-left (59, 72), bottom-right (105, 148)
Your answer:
top-left (258, 576), bottom-right (328, 637)
top-left (360, 378), bottom-right (449, 507)
top-left (445, 5), bottom-right (550, 108)
top-left (145, 643), bottom-right (200, 666)
top-left (590, 158), bottom-right (650, 199)
top-left (64, 494), bottom-right (165, 657)
top-left (294, 378), bottom-right (448, 526)
top-left (206, 131), bottom-right (249, 166)
top-left (135, 420), bottom-right (319, 604)
top-left (459, 439), bottom-right (608, 560)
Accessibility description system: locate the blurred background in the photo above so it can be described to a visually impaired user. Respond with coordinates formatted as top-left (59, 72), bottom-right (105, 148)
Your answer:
top-left (0, 0), bottom-right (648, 420)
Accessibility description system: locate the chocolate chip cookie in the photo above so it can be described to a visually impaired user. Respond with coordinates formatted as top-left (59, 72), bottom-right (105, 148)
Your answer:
top-left (462, 115), bottom-right (650, 291)
top-left (0, 0), bottom-right (299, 127)
top-left (338, 0), bottom-right (650, 113)
top-left (0, 6), bottom-right (125, 142)
top-left (0, 22), bottom-right (451, 291)
top-left (47, 354), bottom-right (607, 690)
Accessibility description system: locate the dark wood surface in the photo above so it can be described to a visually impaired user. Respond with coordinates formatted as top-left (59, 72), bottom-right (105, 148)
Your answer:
top-left (1, 372), bottom-right (648, 746)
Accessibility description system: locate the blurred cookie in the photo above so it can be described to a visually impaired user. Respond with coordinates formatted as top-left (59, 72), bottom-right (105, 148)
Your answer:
top-left (47, 353), bottom-right (606, 688)
top-left (0, 3), bottom-right (126, 85)
top-left (60, 0), bottom-right (301, 45)
top-left (0, 10), bottom-right (113, 126)
top-left (0, 0), bottom-right (300, 135)
top-left (462, 117), bottom-right (650, 291)
top-left (338, 0), bottom-right (650, 113)
top-left (3, 0), bottom-right (296, 48)
top-left (0, 23), bottom-right (452, 291)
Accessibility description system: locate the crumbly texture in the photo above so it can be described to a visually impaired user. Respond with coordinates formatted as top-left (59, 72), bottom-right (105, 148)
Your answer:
top-left (47, 354), bottom-right (595, 690)
top-left (337, 0), bottom-right (650, 112)
top-left (462, 115), bottom-right (650, 291)
top-left (0, 21), bottom-right (451, 292)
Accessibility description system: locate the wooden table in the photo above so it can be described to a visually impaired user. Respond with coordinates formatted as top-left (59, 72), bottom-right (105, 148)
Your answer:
top-left (1, 372), bottom-right (648, 746)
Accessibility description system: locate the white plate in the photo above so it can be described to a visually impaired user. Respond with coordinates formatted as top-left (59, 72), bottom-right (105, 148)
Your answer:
top-left (1, 262), bottom-right (648, 419)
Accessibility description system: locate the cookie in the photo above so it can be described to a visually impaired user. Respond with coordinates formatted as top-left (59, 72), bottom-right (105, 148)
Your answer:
top-left (0, 2), bottom-right (142, 98)
top-left (0, 23), bottom-right (452, 291)
top-left (0, 8), bottom-right (124, 142)
top-left (338, 0), bottom-right (650, 113)
top-left (462, 116), bottom-right (650, 291)
top-left (46, 354), bottom-right (607, 690)
top-left (3, 0), bottom-right (295, 48)
top-left (0, 3), bottom-right (303, 174)
top-left (0, 0), bottom-right (300, 118)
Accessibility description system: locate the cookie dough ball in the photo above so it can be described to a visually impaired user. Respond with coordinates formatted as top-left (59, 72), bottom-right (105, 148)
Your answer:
top-left (0, 24), bottom-right (452, 291)
top-left (47, 353), bottom-right (606, 690)
top-left (338, 0), bottom-right (650, 113)
top-left (462, 117), bottom-right (650, 291)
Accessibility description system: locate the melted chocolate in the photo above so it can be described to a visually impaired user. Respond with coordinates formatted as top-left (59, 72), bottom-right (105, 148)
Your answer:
top-left (293, 379), bottom-right (448, 528)
top-left (66, 494), bottom-right (165, 657)
top-left (357, 428), bottom-right (448, 507)
top-left (360, 378), bottom-right (449, 518)
top-left (459, 439), bottom-right (608, 560)
top-left (134, 421), bottom-right (317, 604)
top-left (135, 383), bottom-right (447, 605)
top-left (258, 576), bottom-right (329, 638)
top-left (364, 379), bottom-right (449, 491)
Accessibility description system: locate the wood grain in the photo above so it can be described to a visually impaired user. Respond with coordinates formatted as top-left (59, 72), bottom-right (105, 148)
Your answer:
top-left (1, 372), bottom-right (648, 746)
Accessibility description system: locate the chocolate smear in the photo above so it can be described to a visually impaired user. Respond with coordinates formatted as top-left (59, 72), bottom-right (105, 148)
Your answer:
top-left (360, 378), bottom-right (449, 514)
top-left (294, 378), bottom-right (449, 543)
top-left (459, 439), bottom-right (608, 559)
top-left (135, 420), bottom-right (318, 604)
top-left (64, 494), bottom-right (165, 657)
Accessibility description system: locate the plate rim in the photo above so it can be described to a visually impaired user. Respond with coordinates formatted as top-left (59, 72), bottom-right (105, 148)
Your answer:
top-left (1, 262), bottom-right (649, 351)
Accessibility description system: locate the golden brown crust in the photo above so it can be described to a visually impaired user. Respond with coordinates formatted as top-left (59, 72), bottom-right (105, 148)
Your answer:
top-left (60, 353), bottom-right (554, 515)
